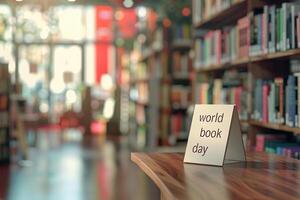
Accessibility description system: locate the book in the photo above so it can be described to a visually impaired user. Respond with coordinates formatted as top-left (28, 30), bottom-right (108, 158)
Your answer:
top-left (237, 16), bottom-right (250, 58)
top-left (268, 5), bottom-right (276, 53)
top-left (256, 134), bottom-right (286, 152)
top-left (196, 71), bottom-right (249, 120)
top-left (192, 0), bottom-right (203, 25)
top-left (171, 86), bottom-right (191, 109)
top-left (172, 52), bottom-right (190, 77)
top-left (250, 8), bottom-right (263, 56)
top-left (291, 5), bottom-right (300, 49)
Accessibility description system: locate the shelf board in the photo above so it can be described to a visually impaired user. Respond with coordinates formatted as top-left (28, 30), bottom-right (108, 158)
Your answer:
top-left (171, 107), bottom-right (188, 112)
top-left (249, 120), bottom-right (300, 134)
top-left (171, 40), bottom-right (192, 51)
top-left (139, 48), bottom-right (162, 62)
top-left (196, 49), bottom-right (300, 73)
top-left (130, 78), bottom-right (149, 84)
top-left (250, 48), bottom-right (300, 62)
top-left (135, 100), bottom-right (149, 107)
top-left (160, 107), bottom-right (171, 114)
top-left (160, 77), bottom-right (172, 83)
top-left (194, 0), bottom-right (248, 29)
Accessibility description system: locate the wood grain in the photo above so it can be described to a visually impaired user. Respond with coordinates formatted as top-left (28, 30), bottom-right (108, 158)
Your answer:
top-left (194, 1), bottom-right (248, 29)
top-left (249, 120), bottom-right (300, 134)
top-left (131, 152), bottom-right (300, 200)
top-left (196, 49), bottom-right (300, 73)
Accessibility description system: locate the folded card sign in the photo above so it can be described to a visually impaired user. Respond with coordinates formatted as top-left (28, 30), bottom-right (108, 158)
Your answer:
top-left (184, 104), bottom-right (246, 166)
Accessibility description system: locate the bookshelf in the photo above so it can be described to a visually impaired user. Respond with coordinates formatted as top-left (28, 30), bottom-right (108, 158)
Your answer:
top-left (193, 0), bottom-right (300, 159)
top-left (168, 18), bottom-right (193, 145)
top-left (0, 63), bottom-right (10, 164)
top-left (249, 120), bottom-right (300, 134)
top-left (196, 48), bottom-right (300, 73)
top-left (128, 20), bottom-right (166, 148)
top-left (128, 59), bottom-right (149, 148)
top-left (193, 0), bottom-right (248, 29)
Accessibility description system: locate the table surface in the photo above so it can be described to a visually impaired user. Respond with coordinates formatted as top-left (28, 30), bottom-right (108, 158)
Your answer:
top-left (131, 152), bottom-right (300, 200)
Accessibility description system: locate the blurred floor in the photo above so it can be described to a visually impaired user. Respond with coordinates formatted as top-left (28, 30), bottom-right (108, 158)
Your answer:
top-left (0, 130), bottom-right (160, 200)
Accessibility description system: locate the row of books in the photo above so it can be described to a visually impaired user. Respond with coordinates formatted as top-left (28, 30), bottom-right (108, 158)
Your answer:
top-left (137, 125), bottom-right (146, 149)
top-left (252, 73), bottom-right (300, 127)
top-left (0, 95), bottom-right (8, 111)
top-left (172, 52), bottom-right (190, 77)
top-left (136, 82), bottom-right (149, 104)
top-left (160, 84), bottom-right (170, 109)
top-left (194, 26), bottom-right (237, 67)
top-left (192, 0), bottom-right (243, 25)
top-left (136, 104), bottom-right (146, 125)
top-left (249, 3), bottom-right (300, 55)
top-left (194, 2), bottom-right (300, 69)
top-left (0, 145), bottom-right (9, 161)
top-left (171, 86), bottom-right (191, 109)
top-left (253, 78), bottom-right (285, 124)
top-left (132, 62), bottom-right (148, 81)
top-left (171, 113), bottom-right (190, 140)
top-left (196, 81), bottom-right (248, 120)
top-left (173, 24), bottom-right (191, 41)
top-left (195, 71), bottom-right (249, 120)
top-left (256, 134), bottom-right (300, 159)
top-left (0, 66), bottom-right (9, 94)
top-left (0, 110), bottom-right (8, 129)
top-left (160, 114), bottom-right (169, 142)
top-left (0, 63), bottom-right (9, 162)
top-left (0, 129), bottom-right (7, 144)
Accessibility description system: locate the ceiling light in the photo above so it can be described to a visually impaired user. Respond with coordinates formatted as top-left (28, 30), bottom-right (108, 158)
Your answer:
top-left (137, 6), bottom-right (147, 18)
top-left (123, 0), bottom-right (134, 8)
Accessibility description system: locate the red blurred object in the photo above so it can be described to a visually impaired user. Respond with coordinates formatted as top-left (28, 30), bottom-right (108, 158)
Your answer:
top-left (163, 18), bottom-right (172, 27)
top-left (0, 165), bottom-right (9, 199)
top-left (116, 8), bottom-right (137, 39)
top-left (91, 120), bottom-right (106, 135)
top-left (59, 111), bottom-right (81, 129)
top-left (95, 44), bottom-right (109, 83)
top-left (182, 7), bottom-right (191, 17)
top-left (95, 6), bottom-right (113, 83)
top-left (95, 6), bottom-right (113, 42)
top-left (148, 9), bottom-right (157, 31)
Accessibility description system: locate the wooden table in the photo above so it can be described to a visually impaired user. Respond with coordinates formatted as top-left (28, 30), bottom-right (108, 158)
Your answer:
top-left (131, 152), bottom-right (300, 200)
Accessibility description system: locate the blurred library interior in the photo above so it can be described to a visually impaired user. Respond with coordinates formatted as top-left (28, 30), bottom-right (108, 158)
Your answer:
top-left (2, 0), bottom-right (300, 199)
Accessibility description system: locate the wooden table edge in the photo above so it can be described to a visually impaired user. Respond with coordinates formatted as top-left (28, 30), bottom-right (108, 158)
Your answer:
top-left (131, 152), bottom-right (177, 200)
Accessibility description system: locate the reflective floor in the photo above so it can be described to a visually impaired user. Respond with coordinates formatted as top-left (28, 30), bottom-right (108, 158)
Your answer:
top-left (0, 130), bottom-right (160, 200)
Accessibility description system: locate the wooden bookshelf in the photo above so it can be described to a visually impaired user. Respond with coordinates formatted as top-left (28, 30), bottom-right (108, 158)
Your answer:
top-left (160, 77), bottom-right (172, 84)
top-left (0, 63), bottom-right (10, 164)
top-left (250, 48), bottom-right (300, 62)
top-left (130, 78), bottom-right (149, 84)
top-left (192, 0), bottom-right (300, 155)
top-left (249, 120), bottom-right (300, 134)
top-left (139, 48), bottom-right (162, 62)
top-left (171, 40), bottom-right (192, 51)
top-left (196, 49), bottom-right (300, 73)
top-left (196, 59), bottom-right (248, 73)
top-left (194, 0), bottom-right (248, 29)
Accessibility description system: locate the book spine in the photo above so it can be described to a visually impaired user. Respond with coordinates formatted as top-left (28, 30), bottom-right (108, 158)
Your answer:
top-left (298, 74), bottom-right (300, 127)
top-left (282, 3), bottom-right (287, 51)
top-left (286, 4), bottom-right (292, 50)
top-left (298, 13), bottom-right (300, 48)
top-left (263, 83), bottom-right (269, 123)
top-left (270, 6), bottom-right (276, 53)
top-left (285, 83), bottom-right (290, 126)
top-left (289, 76), bottom-right (296, 127)
top-left (276, 8), bottom-right (281, 51)
top-left (264, 5), bottom-right (269, 54)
